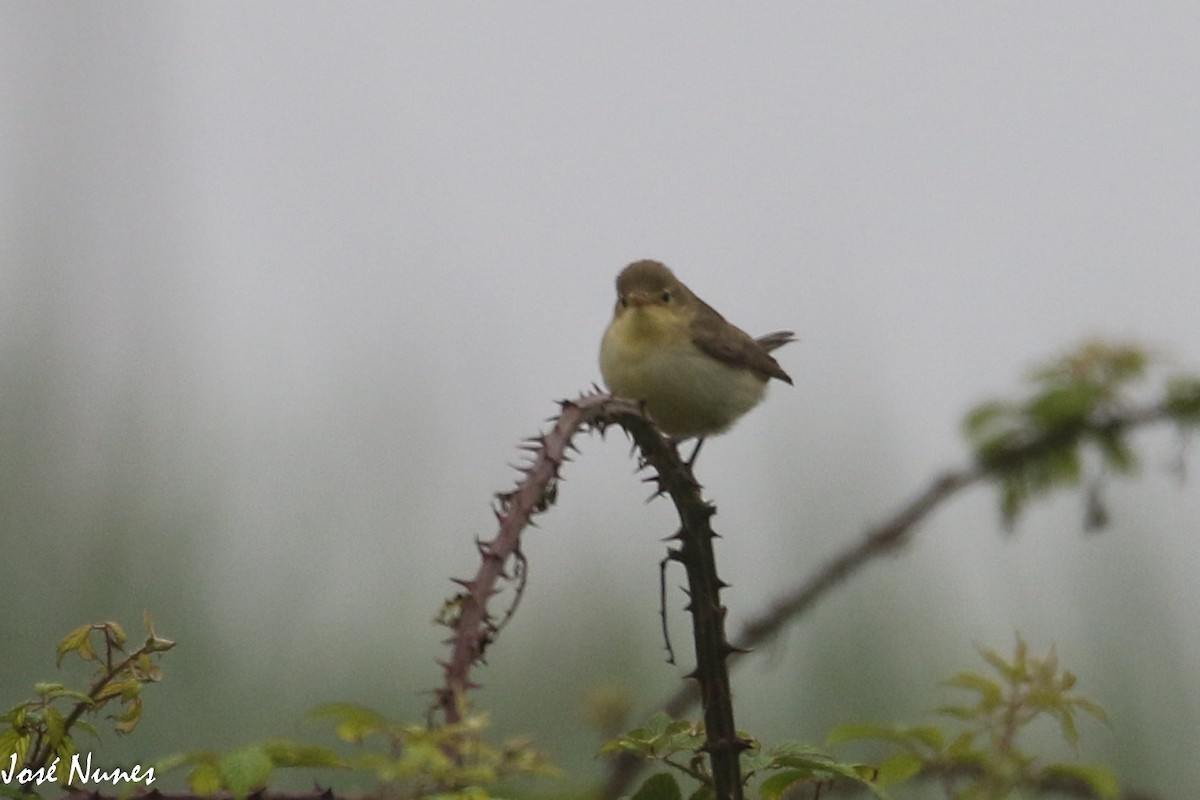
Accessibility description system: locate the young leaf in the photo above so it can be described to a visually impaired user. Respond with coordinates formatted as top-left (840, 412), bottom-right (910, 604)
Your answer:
top-left (188, 761), bottom-right (223, 796)
top-left (1041, 763), bottom-right (1120, 800)
top-left (1073, 696), bottom-right (1110, 725)
top-left (218, 746), bottom-right (275, 800)
top-left (875, 752), bottom-right (923, 787)
top-left (309, 702), bottom-right (389, 743)
top-left (261, 739), bottom-right (345, 769)
top-left (56, 625), bottom-right (96, 667)
top-left (630, 772), bottom-right (683, 800)
top-left (1166, 376), bottom-right (1200, 421)
top-left (942, 671), bottom-right (1004, 711)
top-left (759, 768), bottom-right (813, 799)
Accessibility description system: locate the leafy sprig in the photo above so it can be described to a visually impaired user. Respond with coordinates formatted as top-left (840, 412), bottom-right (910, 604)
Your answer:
top-left (602, 713), bottom-right (879, 800)
top-left (831, 634), bottom-right (1117, 799)
top-left (1, 613), bottom-right (174, 791)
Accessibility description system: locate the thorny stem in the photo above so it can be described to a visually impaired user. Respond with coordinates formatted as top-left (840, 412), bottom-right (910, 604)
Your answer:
top-left (433, 390), bottom-right (748, 798)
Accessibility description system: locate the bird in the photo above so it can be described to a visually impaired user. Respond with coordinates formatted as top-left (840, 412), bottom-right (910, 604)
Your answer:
top-left (599, 259), bottom-right (793, 456)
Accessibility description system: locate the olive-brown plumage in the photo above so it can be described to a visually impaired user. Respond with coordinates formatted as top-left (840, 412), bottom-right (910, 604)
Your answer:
top-left (599, 260), bottom-right (793, 439)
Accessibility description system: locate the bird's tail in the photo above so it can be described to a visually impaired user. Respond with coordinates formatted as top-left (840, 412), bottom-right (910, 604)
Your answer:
top-left (755, 331), bottom-right (796, 353)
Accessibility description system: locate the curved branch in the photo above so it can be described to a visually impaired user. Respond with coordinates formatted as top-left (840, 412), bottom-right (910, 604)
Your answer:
top-left (432, 390), bottom-right (750, 798)
top-left (432, 390), bottom-right (632, 724)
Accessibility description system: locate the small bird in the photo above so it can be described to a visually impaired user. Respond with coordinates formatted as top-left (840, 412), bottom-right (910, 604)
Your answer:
top-left (599, 260), bottom-right (794, 449)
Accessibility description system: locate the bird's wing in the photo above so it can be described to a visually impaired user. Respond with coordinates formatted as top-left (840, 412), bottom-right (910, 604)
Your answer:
top-left (690, 298), bottom-right (794, 384)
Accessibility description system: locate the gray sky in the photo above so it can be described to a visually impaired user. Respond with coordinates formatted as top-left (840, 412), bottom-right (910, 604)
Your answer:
top-left (3, 4), bottom-right (1199, 794)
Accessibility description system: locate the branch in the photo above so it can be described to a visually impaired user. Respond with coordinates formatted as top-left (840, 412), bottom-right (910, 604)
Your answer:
top-left (432, 391), bottom-right (623, 725)
top-left (431, 389), bottom-right (750, 798)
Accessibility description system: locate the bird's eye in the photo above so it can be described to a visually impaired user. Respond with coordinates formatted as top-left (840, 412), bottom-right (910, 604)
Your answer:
top-left (660, 290), bottom-right (671, 303)
top-left (619, 295), bottom-right (628, 308)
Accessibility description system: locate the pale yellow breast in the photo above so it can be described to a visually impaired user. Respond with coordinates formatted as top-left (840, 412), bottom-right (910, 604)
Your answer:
top-left (599, 309), bottom-right (768, 439)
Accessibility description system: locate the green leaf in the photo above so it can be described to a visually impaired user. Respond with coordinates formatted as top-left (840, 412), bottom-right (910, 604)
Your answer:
top-left (945, 731), bottom-right (977, 758)
top-left (48, 687), bottom-right (96, 707)
top-left (188, 761), bottom-right (223, 796)
top-left (875, 753), bottom-right (923, 788)
top-left (1166, 377), bottom-right (1200, 422)
top-left (1043, 762), bottom-right (1120, 800)
top-left (56, 625), bottom-right (96, 667)
top-left (903, 726), bottom-right (944, 751)
top-left (1094, 429), bottom-right (1136, 473)
top-left (43, 706), bottom-right (67, 747)
top-left (105, 620), bottom-right (128, 649)
top-left (760, 769), bottom-right (812, 799)
top-left (1037, 445), bottom-right (1082, 486)
top-left (261, 739), bottom-right (345, 769)
top-left (0, 728), bottom-right (30, 765)
top-left (977, 641), bottom-right (1024, 682)
top-left (308, 702), bottom-right (389, 743)
top-left (630, 772), bottom-right (683, 800)
top-left (933, 705), bottom-right (978, 721)
top-left (963, 402), bottom-right (1015, 440)
top-left (218, 746), bottom-right (275, 800)
top-left (1000, 479), bottom-right (1026, 526)
top-left (1028, 385), bottom-right (1104, 427)
top-left (1057, 708), bottom-right (1080, 746)
top-left (93, 677), bottom-right (132, 704)
top-left (603, 714), bottom-right (702, 760)
top-left (1073, 696), bottom-right (1110, 725)
top-left (112, 696), bottom-right (144, 734)
top-left (942, 671), bottom-right (1003, 711)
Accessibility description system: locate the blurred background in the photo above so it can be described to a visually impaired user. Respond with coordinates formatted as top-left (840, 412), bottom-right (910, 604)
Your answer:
top-left (3, 3), bottom-right (1199, 796)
